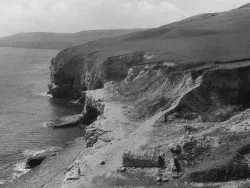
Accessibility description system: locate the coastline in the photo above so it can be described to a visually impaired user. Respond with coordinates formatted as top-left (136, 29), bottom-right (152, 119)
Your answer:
top-left (2, 86), bottom-right (159, 188)
top-left (0, 94), bottom-right (86, 188)
top-left (1, 137), bottom-right (86, 188)
top-left (4, 83), bottom-right (250, 188)
top-left (4, 74), bottom-right (250, 188)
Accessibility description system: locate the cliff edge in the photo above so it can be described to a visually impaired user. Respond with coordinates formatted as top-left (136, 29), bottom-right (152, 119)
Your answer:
top-left (49, 5), bottom-right (250, 100)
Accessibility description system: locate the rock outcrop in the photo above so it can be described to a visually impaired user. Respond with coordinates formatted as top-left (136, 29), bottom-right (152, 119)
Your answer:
top-left (163, 68), bottom-right (250, 123)
top-left (25, 149), bottom-right (59, 169)
top-left (48, 56), bottom-right (85, 99)
top-left (48, 51), bottom-right (149, 99)
top-left (79, 94), bottom-right (105, 126)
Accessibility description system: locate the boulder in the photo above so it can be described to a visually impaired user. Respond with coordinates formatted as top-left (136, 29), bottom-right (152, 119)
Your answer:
top-left (156, 176), bottom-right (162, 182)
top-left (100, 160), bottom-right (106, 165)
top-left (118, 167), bottom-right (127, 173)
top-left (26, 150), bottom-right (57, 168)
top-left (86, 136), bottom-right (98, 147)
top-left (51, 115), bottom-right (81, 128)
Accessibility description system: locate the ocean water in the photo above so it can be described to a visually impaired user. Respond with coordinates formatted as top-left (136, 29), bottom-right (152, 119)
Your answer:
top-left (0, 47), bottom-right (85, 184)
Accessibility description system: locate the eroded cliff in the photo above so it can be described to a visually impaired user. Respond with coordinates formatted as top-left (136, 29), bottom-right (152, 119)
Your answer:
top-left (48, 50), bottom-right (152, 99)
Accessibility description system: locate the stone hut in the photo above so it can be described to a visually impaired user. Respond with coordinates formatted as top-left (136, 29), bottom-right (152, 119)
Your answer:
top-left (122, 151), bottom-right (165, 168)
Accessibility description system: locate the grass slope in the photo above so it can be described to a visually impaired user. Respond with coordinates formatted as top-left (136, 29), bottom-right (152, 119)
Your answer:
top-left (56, 4), bottom-right (250, 64)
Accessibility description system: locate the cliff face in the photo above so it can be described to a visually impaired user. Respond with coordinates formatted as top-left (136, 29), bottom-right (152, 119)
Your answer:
top-left (164, 69), bottom-right (244, 122)
top-left (102, 52), bottom-right (145, 82)
top-left (118, 66), bottom-right (250, 122)
top-left (49, 45), bottom-right (250, 122)
top-left (48, 51), bottom-right (149, 99)
top-left (48, 56), bottom-right (83, 99)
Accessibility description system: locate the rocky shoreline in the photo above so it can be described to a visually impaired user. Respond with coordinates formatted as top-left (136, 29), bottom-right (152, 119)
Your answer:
top-left (5, 64), bottom-right (250, 188)
top-left (1, 136), bottom-right (86, 188)
top-left (4, 80), bottom-right (250, 188)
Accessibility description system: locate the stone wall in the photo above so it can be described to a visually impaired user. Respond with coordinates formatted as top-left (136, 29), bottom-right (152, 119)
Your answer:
top-left (122, 151), bottom-right (164, 168)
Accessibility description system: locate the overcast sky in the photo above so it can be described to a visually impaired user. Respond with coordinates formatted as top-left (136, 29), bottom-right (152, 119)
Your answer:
top-left (0, 0), bottom-right (249, 36)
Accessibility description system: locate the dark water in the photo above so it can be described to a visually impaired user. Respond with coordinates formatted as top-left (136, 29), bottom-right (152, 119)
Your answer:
top-left (0, 47), bottom-right (85, 184)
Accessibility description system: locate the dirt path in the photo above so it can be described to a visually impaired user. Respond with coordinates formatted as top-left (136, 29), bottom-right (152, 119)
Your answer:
top-left (3, 78), bottom-right (208, 188)
top-left (61, 88), bottom-right (166, 187)
top-left (60, 78), bottom-right (203, 188)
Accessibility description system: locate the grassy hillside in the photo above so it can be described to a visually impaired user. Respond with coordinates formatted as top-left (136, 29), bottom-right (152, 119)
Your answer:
top-left (56, 5), bottom-right (250, 64)
top-left (0, 29), bottom-right (144, 50)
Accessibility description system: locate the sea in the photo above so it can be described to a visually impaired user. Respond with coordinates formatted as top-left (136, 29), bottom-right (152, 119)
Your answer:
top-left (0, 47), bottom-right (85, 185)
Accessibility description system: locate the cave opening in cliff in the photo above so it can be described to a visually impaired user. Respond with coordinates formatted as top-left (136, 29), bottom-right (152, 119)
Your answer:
top-left (238, 91), bottom-right (250, 108)
top-left (93, 79), bottom-right (104, 90)
top-left (82, 106), bottom-right (101, 125)
top-left (238, 68), bottom-right (250, 108)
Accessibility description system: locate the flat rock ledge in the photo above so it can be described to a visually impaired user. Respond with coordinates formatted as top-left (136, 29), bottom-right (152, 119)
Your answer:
top-left (51, 120), bottom-right (79, 129)
top-left (51, 115), bottom-right (82, 129)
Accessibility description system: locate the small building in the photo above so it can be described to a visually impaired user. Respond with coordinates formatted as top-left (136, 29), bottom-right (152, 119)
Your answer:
top-left (122, 151), bottom-right (165, 168)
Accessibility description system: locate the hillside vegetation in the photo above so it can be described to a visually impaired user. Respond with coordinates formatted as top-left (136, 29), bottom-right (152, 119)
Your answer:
top-left (0, 29), bottom-right (144, 50)
top-left (55, 5), bottom-right (250, 64)
top-left (49, 4), bottom-right (250, 100)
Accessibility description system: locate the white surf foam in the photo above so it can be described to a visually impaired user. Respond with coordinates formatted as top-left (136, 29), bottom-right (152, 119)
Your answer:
top-left (22, 149), bottom-right (47, 157)
top-left (30, 89), bottom-right (52, 97)
top-left (12, 162), bottom-right (30, 179)
top-left (41, 120), bottom-right (55, 128)
top-left (70, 100), bottom-right (79, 104)
top-left (48, 146), bottom-right (62, 152)
top-left (11, 146), bottom-right (60, 182)
top-left (35, 92), bottom-right (52, 97)
top-left (22, 146), bottom-right (61, 157)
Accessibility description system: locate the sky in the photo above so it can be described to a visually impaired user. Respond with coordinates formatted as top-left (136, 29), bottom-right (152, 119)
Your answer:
top-left (0, 0), bottom-right (249, 36)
